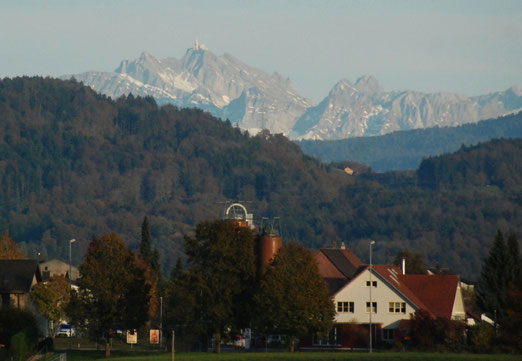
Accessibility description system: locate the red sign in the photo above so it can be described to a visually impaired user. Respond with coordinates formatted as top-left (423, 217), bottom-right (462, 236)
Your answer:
top-left (150, 329), bottom-right (159, 344)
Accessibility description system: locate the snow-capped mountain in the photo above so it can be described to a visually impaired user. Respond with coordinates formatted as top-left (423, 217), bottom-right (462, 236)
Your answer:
top-left (291, 76), bottom-right (522, 140)
top-left (64, 42), bottom-right (312, 135)
top-left (64, 44), bottom-right (522, 140)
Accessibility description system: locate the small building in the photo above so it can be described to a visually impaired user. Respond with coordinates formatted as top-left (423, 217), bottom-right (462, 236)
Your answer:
top-left (40, 258), bottom-right (79, 281)
top-left (0, 259), bottom-right (41, 309)
top-left (307, 248), bottom-right (466, 349)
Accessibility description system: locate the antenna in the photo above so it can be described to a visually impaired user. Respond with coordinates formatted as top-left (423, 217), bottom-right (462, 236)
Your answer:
top-left (260, 216), bottom-right (281, 237)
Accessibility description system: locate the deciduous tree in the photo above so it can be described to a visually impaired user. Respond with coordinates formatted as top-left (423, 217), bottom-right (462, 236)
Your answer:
top-left (183, 219), bottom-right (256, 353)
top-left (0, 231), bottom-right (24, 259)
top-left (393, 249), bottom-right (426, 274)
top-left (76, 233), bottom-right (150, 357)
top-left (254, 241), bottom-right (335, 352)
top-left (30, 274), bottom-right (70, 337)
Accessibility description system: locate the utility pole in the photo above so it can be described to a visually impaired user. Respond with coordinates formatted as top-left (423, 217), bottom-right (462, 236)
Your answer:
top-left (369, 240), bottom-right (375, 353)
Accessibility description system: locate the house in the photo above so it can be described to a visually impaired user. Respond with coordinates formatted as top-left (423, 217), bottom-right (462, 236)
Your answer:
top-left (309, 248), bottom-right (466, 349)
top-left (0, 259), bottom-right (41, 309)
top-left (39, 258), bottom-right (79, 281)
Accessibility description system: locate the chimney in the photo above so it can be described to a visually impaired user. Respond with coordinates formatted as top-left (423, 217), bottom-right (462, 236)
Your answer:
top-left (340, 242), bottom-right (346, 250)
top-left (402, 257), bottom-right (406, 275)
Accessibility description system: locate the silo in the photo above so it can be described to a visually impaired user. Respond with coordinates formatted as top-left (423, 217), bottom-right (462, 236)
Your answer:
top-left (258, 231), bottom-right (282, 275)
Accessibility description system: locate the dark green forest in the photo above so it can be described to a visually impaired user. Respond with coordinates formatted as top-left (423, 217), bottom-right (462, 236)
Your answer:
top-left (0, 77), bottom-right (520, 279)
top-left (298, 111), bottom-right (522, 172)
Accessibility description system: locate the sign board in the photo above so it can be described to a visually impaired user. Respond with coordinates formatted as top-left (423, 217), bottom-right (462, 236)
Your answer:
top-left (127, 330), bottom-right (137, 344)
top-left (150, 329), bottom-right (159, 344)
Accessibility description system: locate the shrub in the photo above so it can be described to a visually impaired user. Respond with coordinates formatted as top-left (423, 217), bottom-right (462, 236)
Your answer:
top-left (10, 327), bottom-right (38, 361)
top-left (0, 308), bottom-right (39, 348)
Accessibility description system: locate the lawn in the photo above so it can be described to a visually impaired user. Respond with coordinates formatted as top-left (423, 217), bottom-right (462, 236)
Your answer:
top-left (56, 350), bottom-right (522, 361)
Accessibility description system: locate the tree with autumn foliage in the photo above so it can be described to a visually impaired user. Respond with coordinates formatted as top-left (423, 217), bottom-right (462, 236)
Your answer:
top-left (30, 274), bottom-right (70, 337)
top-left (75, 233), bottom-right (150, 357)
top-left (0, 230), bottom-right (24, 259)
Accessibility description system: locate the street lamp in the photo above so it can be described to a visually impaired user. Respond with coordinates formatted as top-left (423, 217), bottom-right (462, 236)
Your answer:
top-left (369, 240), bottom-right (375, 353)
top-left (160, 296), bottom-right (163, 348)
top-left (69, 239), bottom-right (76, 286)
top-left (69, 239), bottom-right (76, 350)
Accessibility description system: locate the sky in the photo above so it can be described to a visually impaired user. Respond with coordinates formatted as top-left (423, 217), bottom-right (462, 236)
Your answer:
top-left (1, 0), bottom-right (521, 102)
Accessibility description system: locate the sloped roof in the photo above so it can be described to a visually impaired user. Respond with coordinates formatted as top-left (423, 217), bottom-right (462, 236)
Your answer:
top-left (316, 249), bottom-right (363, 295)
top-left (320, 249), bottom-right (363, 278)
top-left (0, 260), bottom-right (41, 294)
top-left (400, 274), bottom-right (459, 319)
top-left (372, 265), bottom-right (460, 319)
top-left (372, 265), bottom-right (432, 316)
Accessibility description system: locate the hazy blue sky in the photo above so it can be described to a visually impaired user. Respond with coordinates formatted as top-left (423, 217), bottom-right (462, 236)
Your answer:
top-left (1, 0), bottom-right (521, 102)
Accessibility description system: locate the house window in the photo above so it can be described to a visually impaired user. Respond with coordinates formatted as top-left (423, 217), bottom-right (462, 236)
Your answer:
top-left (366, 281), bottom-right (377, 287)
top-left (366, 302), bottom-right (377, 313)
top-left (388, 302), bottom-right (406, 314)
top-left (337, 301), bottom-right (354, 313)
top-left (382, 329), bottom-right (395, 340)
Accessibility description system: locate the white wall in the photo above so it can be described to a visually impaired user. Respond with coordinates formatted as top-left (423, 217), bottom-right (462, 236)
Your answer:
top-left (451, 283), bottom-right (466, 320)
top-left (333, 268), bottom-right (417, 329)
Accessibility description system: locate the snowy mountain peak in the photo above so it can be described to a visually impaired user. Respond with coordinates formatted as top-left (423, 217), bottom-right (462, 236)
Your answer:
top-left (63, 47), bottom-right (522, 141)
top-left (354, 75), bottom-right (382, 94)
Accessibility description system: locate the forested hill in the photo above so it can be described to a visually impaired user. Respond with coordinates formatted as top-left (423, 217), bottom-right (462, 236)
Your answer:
top-left (0, 77), bottom-right (520, 279)
top-left (297, 111), bottom-right (522, 172)
top-left (418, 139), bottom-right (522, 190)
top-left (0, 77), bottom-right (353, 271)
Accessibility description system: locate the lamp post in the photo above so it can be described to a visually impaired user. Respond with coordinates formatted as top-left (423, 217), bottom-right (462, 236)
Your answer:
top-left (369, 240), bottom-right (375, 353)
top-left (69, 239), bottom-right (76, 286)
top-left (160, 296), bottom-right (163, 348)
top-left (69, 239), bottom-right (76, 349)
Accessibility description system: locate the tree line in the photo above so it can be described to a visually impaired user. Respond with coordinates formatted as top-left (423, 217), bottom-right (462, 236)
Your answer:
top-left (0, 77), bottom-right (520, 280)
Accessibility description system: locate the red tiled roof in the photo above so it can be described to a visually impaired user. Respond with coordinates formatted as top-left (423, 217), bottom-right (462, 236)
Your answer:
top-left (372, 265), bottom-right (433, 316)
top-left (400, 274), bottom-right (459, 319)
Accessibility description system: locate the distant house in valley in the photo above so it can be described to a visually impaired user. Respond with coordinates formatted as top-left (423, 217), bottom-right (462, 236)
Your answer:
top-left (40, 258), bottom-right (79, 281)
top-left (304, 248), bottom-right (466, 349)
top-left (0, 259), bottom-right (41, 309)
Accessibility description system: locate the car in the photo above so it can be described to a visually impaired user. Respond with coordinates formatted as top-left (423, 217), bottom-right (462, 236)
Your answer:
top-left (56, 324), bottom-right (74, 337)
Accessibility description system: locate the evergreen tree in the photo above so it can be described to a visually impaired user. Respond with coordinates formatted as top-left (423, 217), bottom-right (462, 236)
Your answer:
top-left (140, 216), bottom-right (160, 274)
top-left (506, 232), bottom-right (520, 284)
top-left (140, 216), bottom-right (152, 262)
top-left (476, 230), bottom-right (509, 317)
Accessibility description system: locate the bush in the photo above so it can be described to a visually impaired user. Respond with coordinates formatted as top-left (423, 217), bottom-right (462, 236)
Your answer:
top-left (10, 328), bottom-right (38, 361)
top-left (0, 308), bottom-right (39, 348)
top-left (468, 322), bottom-right (494, 352)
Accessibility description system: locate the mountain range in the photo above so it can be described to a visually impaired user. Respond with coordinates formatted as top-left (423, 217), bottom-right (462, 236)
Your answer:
top-left (64, 42), bottom-right (522, 140)
top-left (299, 110), bottom-right (522, 172)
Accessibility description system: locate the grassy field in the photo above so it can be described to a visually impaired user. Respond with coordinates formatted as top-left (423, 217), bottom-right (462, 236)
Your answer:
top-left (44, 350), bottom-right (522, 361)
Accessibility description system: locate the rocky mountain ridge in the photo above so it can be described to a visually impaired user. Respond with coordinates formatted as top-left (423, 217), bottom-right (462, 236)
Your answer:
top-left (64, 44), bottom-right (522, 140)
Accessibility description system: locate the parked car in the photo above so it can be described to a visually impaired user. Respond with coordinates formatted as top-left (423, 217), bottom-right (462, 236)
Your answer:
top-left (56, 324), bottom-right (74, 337)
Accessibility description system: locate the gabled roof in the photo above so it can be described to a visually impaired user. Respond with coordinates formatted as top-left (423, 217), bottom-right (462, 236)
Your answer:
top-left (371, 265), bottom-right (432, 315)
top-left (372, 265), bottom-right (460, 319)
top-left (0, 260), bottom-right (41, 294)
top-left (320, 249), bottom-right (363, 278)
top-left (315, 249), bottom-right (363, 295)
top-left (400, 274), bottom-right (459, 319)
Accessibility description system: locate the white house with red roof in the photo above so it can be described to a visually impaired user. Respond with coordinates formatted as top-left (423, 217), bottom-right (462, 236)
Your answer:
top-left (309, 248), bottom-right (466, 349)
